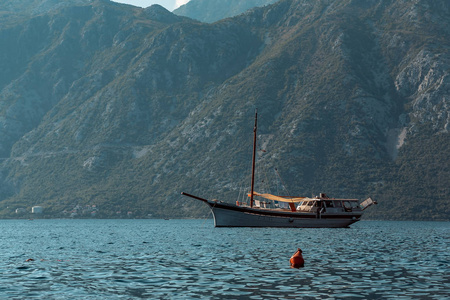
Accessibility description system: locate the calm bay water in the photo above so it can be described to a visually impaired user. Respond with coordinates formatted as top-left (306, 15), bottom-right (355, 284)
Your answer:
top-left (0, 219), bottom-right (448, 299)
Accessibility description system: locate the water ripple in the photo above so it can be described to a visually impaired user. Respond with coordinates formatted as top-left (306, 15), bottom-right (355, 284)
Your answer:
top-left (0, 219), bottom-right (448, 299)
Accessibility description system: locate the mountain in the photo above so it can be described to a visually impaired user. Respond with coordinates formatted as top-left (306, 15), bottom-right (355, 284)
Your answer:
top-left (173, 0), bottom-right (279, 23)
top-left (0, 0), bottom-right (448, 220)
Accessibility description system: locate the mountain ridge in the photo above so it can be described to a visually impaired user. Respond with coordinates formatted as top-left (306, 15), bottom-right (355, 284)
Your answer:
top-left (173, 0), bottom-right (279, 23)
top-left (0, 0), bottom-right (448, 220)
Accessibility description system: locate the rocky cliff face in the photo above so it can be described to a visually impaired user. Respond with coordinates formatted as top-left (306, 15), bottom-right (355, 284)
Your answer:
top-left (0, 0), bottom-right (448, 220)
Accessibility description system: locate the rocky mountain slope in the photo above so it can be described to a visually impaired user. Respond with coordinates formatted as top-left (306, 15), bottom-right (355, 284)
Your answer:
top-left (0, 0), bottom-right (448, 220)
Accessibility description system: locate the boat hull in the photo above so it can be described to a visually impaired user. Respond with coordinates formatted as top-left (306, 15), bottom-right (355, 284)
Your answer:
top-left (182, 192), bottom-right (362, 228)
top-left (208, 202), bottom-right (360, 228)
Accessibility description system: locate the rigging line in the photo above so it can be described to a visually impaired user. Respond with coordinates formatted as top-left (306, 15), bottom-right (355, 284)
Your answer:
top-left (237, 134), bottom-right (251, 204)
top-left (241, 130), bottom-right (255, 205)
top-left (273, 168), bottom-right (281, 196)
top-left (254, 114), bottom-right (273, 195)
top-left (262, 160), bottom-right (272, 194)
top-left (241, 130), bottom-right (253, 204)
top-left (238, 184), bottom-right (247, 205)
top-left (241, 182), bottom-right (248, 203)
top-left (258, 159), bottom-right (271, 197)
top-left (274, 168), bottom-right (294, 201)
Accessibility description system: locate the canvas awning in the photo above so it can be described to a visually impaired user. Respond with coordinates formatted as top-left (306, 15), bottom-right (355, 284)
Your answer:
top-left (248, 192), bottom-right (308, 203)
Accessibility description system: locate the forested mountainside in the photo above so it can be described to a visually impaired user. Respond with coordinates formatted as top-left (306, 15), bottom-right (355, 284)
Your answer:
top-left (0, 0), bottom-right (448, 220)
top-left (173, 0), bottom-right (278, 23)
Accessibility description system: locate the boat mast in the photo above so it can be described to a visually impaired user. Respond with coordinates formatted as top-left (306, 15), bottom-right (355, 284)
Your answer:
top-left (250, 109), bottom-right (257, 208)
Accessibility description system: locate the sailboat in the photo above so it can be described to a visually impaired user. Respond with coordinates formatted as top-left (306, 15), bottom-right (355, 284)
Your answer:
top-left (181, 110), bottom-right (377, 228)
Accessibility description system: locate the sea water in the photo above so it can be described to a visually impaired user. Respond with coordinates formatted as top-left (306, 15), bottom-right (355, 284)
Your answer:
top-left (0, 219), bottom-right (448, 299)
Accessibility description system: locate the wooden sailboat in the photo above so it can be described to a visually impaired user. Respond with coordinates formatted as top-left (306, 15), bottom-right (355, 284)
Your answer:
top-left (181, 110), bottom-right (376, 228)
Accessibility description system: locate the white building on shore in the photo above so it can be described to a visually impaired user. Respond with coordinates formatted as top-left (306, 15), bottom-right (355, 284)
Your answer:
top-left (32, 206), bottom-right (43, 214)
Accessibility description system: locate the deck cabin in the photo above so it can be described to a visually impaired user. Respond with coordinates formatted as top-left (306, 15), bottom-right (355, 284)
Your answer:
top-left (296, 198), bottom-right (362, 213)
top-left (245, 192), bottom-right (371, 214)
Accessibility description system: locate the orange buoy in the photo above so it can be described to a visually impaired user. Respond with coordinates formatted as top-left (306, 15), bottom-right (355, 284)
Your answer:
top-left (290, 248), bottom-right (304, 268)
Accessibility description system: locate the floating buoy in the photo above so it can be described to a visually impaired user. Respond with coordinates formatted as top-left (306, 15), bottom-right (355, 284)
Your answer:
top-left (290, 248), bottom-right (304, 268)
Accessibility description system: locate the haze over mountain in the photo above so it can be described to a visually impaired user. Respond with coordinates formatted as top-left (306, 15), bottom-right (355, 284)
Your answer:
top-left (113, 0), bottom-right (189, 11)
top-left (173, 0), bottom-right (278, 23)
top-left (0, 0), bottom-right (448, 220)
